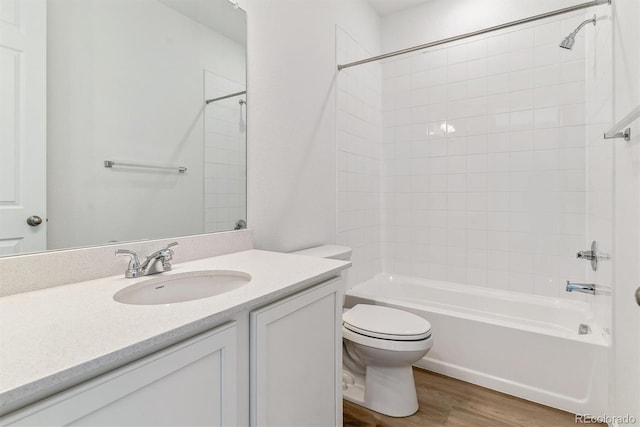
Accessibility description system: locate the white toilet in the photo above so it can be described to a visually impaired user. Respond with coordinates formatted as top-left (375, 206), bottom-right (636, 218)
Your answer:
top-left (291, 245), bottom-right (433, 417)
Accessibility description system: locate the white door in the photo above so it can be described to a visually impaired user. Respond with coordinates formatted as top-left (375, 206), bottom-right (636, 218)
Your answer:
top-left (0, 0), bottom-right (46, 256)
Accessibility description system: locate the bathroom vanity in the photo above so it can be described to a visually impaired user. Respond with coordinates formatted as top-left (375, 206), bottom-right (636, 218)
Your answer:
top-left (0, 249), bottom-right (350, 426)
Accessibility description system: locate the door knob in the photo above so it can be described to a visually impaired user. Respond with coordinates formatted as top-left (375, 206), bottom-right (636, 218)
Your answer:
top-left (636, 287), bottom-right (640, 306)
top-left (26, 216), bottom-right (43, 226)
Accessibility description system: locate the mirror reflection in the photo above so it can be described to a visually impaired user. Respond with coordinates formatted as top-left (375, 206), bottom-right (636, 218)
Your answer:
top-left (0, 0), bottom-right (247, 257)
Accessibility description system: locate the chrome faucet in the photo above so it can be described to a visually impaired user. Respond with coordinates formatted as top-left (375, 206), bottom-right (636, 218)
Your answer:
top-left (116, 242), bottom-right (178, 278)
top-left (565, 281), bottom-right (611, 296)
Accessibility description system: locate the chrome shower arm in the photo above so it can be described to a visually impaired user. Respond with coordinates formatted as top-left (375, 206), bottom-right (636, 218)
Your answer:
top-left (569, 15), bottom-right (596, 37)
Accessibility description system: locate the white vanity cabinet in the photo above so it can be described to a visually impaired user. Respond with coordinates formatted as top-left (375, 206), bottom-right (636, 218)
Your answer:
top-left (0, 276), bottom-right (343, 427)
top-left (250, 277), bottom-right (342, 427)
top-left (1, 322), bottom-right (238, 427)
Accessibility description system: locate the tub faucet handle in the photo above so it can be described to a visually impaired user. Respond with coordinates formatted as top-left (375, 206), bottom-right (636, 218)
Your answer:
top-left (576, 250), bottom-right (595, 260)
top-left (576, 240), bottom-right (610, 271)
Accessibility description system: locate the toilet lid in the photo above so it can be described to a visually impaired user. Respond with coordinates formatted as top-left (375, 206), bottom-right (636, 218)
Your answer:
top-left (343, 305), bottom-right (431, 341)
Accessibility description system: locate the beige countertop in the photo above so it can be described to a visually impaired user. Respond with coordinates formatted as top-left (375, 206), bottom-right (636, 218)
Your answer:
top-left (0, 249), bottom-right (350, 416)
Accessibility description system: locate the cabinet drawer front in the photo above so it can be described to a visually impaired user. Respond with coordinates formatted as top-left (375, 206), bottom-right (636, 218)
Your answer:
top-left (2, 322), bottom-right (237, 427)
top-left (251, 277), bottom-right (342, 427)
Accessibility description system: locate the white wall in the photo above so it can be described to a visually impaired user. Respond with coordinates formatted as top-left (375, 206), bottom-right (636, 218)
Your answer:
top-left (611, 0), bottom-right (640, 420)
top-left (244, 0), bottom-right (336, 252)
top-left (47, 0), bottom-right (244, 249)
top-left (243, 0), bottom-right (380, 253)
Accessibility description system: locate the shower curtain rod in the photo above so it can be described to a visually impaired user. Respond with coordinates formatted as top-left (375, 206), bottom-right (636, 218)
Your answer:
top-left (337, 0), bottom-right (611, 71)
top-left (205, 90), bottom-right (246, 105)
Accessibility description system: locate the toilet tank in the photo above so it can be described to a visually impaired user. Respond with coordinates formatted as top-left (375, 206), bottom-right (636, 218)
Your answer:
top-left (290, 245), bottom-right (352, 303)
top-left (290, 245), bottom-right (352, 261)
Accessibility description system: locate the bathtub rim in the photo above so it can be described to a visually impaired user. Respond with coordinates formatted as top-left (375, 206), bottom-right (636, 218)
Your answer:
top-left (346, 273), bottom-right (608, 346)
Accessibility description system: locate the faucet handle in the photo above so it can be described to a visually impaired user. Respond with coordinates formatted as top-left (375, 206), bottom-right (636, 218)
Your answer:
top-left (115, 249), bottom-right (142, 278)
top-left (162, 242), bottom-right (178, 258)
top-left (115, 248), bottom-right (139, 261)
top-left (156, 242), bottom-right (178, 271)
top-left (576, 240), bottom-right (611, 271)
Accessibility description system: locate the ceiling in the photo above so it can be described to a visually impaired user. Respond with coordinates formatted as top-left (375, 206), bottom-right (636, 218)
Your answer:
top-left (368, 0), bottom-right (433, 17)
top-left (159, 0), bottom-right (246, 45)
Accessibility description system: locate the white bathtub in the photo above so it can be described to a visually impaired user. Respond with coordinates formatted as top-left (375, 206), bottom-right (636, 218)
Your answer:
top-left (345, 273), bottom-right (609, 415)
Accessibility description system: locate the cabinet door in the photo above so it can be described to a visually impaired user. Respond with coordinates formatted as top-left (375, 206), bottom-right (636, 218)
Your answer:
top-left (250, 278), bottom-right (342, 427)
top-left (2, 322), bottom-right (237, 426)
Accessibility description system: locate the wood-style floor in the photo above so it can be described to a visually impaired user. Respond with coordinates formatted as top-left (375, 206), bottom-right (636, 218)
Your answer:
top-left (343, 368), bottom-right (604, 427)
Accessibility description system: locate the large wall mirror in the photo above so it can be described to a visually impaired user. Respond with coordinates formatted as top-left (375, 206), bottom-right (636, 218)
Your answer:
top-left (0, 0), bottom-right (247, 257)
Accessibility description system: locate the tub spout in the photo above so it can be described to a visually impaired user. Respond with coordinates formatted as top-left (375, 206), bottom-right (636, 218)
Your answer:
top-left (565, 281), bottom-right (611, 295)
top-left (566, 281), bottom-right (595, 295)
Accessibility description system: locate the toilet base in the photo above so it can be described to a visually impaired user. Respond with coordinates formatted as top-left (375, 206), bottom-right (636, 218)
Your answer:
top-left (342, 365), bottom-right (419, 417)
top-left (342, 370), bottom-right (365, 404)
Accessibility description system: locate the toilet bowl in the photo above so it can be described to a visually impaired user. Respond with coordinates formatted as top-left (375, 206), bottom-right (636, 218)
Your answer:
top-left (291, 245), bottom-right (433, 417)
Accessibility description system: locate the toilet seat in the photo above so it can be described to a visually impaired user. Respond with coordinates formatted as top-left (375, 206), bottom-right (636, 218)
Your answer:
top-left (342, 326), bottom-right (433, 352)
top-left (343, 304), bottom-right (431, 341)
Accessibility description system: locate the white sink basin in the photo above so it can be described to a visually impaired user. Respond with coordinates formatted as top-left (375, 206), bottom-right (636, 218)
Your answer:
top-left (114, 270), bottom-right (251, 305)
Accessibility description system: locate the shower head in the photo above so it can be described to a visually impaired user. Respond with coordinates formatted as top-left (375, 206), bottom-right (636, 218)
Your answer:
top-left (559, 36), bottom-right (576, 50)
top-left (559, 15), bottom-right (596, 50)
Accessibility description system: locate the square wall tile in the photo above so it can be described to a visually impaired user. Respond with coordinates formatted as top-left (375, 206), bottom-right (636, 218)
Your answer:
top-left (377, 17), bottom-right (590, 298)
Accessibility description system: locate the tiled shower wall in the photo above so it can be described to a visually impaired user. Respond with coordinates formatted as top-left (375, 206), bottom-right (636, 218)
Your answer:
top-left (204, 71), bottom-right (247, 233)
top-left (380, 14), bottom-right (593, 298)
top-left (336, 28), bottom-right (382, 288)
